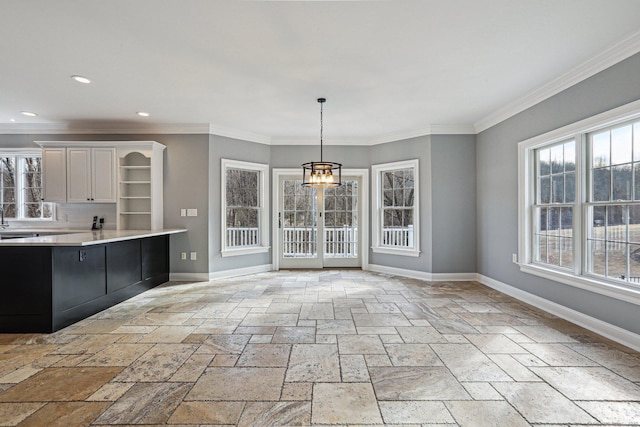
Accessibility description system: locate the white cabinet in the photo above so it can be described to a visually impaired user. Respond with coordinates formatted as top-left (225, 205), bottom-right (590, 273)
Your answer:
top-left (38, 141), bottom-right (164, 230)
top-left (41, 148), bottom-right (67, 202)
top-left (67, 148), bottom-right (116, 203)
top-left (117, 142), bottom-right (165, 230)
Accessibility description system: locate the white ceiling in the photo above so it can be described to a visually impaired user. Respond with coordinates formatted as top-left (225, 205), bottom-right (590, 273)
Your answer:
top-left (2, 0), bottom-right (640, 144)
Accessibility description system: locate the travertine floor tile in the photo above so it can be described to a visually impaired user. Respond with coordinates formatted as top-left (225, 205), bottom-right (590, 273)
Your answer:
top-left (493, 382), bottom-right (596, 424)
top-left (238, 401), bottom-right (311, 427)
top-left (186, 367), bottom-right (285, 400)
top-left (337, 334), bottom-right (386, 354)
top-left (386, 343), bottom-right (444, 366)
top-left (285, 344), bottom-right (340, 382)
top-left (19, 402), bottom-right (111, 427)
top-left (446, 401), bottom-right (530, 427)
top-left (0, 367), bottom-right (121, 402)
top-left (370, 366), bottom-right (471, 400)
top-left (577, 401), bottom-right (640, 424)
top-left (431, 343), bottom-right (511, 381)
top-left (167, 401), bottom-right (245, 425)
top-left (236, 343), bottom-right (291, 367)
top-left (0, 402), bottom-right (45, 426)
top-left (532, 366), bottom-right (640, 400)
top-left (93, 382), bottom-right (191, 424)
top-left (379, 401), bottom-right (455, 424)
top-left (113, 344), bottom-right (197, 382)
top-left (312, 383), bottom-right (382, 424)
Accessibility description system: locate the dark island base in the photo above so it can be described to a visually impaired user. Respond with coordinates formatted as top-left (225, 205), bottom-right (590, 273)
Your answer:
top-left (0, 235), bottom-right (169, 333)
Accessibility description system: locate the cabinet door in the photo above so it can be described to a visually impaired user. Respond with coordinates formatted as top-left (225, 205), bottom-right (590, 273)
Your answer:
top-left (92, 148), bottom-right (116, 202)
top-left (42, 148), bottom-right (66, 202)
top-left (67, 148), bottom-right (91, 202)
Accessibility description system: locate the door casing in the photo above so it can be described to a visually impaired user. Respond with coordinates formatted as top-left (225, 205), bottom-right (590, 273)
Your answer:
top-left (272, 168), bottom-right (369, 270)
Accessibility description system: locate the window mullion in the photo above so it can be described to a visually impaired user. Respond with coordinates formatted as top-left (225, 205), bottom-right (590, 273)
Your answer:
top-left (16, 156), bottom-right (24, 220)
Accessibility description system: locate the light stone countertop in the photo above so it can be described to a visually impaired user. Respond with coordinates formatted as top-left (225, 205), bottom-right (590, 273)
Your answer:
top-left (0, 229), bottom-right (187, 246)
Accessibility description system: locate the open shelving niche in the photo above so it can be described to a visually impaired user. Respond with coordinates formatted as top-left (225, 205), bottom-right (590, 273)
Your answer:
top-left (117, 142), bottom-right (165, 230)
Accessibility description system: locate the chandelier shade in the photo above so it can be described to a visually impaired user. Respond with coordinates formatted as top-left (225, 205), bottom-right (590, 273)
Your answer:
top-left (301, 98), bottom-right (342, 188)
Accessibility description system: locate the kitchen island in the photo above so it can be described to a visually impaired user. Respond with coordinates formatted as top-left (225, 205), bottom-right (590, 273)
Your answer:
top-left (0, 229), bottom-right (186, 333)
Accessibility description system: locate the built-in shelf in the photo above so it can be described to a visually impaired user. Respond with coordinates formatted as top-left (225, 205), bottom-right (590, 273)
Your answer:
top-left (116, 143), bottom-right (165, 230)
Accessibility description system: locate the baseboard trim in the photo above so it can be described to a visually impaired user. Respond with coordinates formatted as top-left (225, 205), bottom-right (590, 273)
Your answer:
top-left (366, 264), bottom-right (476, 282)
top-left (477, 274), bottom-right (640, 352)
top-left (169, 272), bottom-right (210, 281)
top-left (208, 264), bottom-right (273, 281)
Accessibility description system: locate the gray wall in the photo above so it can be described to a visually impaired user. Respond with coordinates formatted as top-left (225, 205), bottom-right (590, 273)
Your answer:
top-left (370, 136), bottom-right (433, 273)
top-left (431, 134), bottom-right (477, 274)
top-left (208, 135), bottom-right (272, 273)
top-left (476, 52), bottom-right (640, 334)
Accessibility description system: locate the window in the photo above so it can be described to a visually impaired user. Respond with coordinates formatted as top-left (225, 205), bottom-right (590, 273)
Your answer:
top-left (519, 100), bottom-right (640, 303)
top-left (372, 159), bottom-right (420, 256)
top-left (0, 152), bottom-right (53, 221)
top-left (221, 159), bottom-right (269, 256)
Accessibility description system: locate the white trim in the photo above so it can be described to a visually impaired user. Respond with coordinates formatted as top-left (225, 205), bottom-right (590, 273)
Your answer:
top-left (208, 264), bottom-right (273, 281)
top-left (371, 159), bottom-right (420, 257)
top-left (477, 273), bottom-right (640, 352)
top-left (221, 158), bottom-right (270, 257)
top-left (169, 272), bottom-right (210, 282)
top-left (475, 29), bottom-right (640, 133)
top-left (220, 246), bottom-right (270, 258)
top-left (366, 264), bottom-right (475, 282)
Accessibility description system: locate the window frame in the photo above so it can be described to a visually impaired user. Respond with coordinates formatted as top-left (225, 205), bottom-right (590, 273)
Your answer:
top-left (0, 149), bottom-right (54, 222)
top-left (519, 99), bottom-right (640, 305)
top-left (371, 159), bottom-right (420, 257)
top-left (220, 158), bottom-right (270, 257)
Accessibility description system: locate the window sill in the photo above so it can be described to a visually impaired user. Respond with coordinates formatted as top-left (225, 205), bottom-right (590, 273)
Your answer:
top-left (371, 246), bottom-right (421, 257)
top-left (221, 246), bottom-right (270, 258)
top-left (520, 263), bottom-right (640, 306)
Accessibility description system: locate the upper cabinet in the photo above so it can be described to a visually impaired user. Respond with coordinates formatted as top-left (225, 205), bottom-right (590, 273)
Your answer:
top-left (41, 148), bottom-right (67, 202)
top-left (37, 141), bottom-right (166, 230)
top-left (67, 147), bottom-right (116, 203)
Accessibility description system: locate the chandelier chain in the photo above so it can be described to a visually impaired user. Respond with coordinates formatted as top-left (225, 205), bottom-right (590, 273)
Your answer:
top-left (319, 100), bottom-right (323, 162)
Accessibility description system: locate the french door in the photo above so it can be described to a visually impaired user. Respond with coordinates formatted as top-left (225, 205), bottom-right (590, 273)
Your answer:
top-left (275, 171), bottom-right (363, 269)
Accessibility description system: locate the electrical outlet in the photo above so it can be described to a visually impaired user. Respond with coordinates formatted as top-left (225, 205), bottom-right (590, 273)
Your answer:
top-left (512, 253), bottom-right (518, 264)
top-left (181, 252), bottom-right (187, 260)
top-left (180, 209), bottom-right (186, 217)
top-left (190, 251), bottom-right (197, 260)
top-left (187, 208), bottom-right (198, 217)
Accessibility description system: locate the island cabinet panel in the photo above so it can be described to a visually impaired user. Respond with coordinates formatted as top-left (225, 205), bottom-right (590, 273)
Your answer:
top-left (142, 235), bottom-right (169, 286)
top-left (0, 234), bottom-right (174, 333)
top-left (0, 247), bottom-right (53, 332)
top-left (52, 245), bottom-right (107, 331)
top-left (107, 239), bottom-right (142, 294)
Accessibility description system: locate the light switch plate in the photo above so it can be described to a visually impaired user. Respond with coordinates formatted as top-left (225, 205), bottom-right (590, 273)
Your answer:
top-left (181, 252), bottom-right (187, 260)
top-left (187, 209), bottom-right (198, 217)
top-left (190, 251), bottom-right (197, 260)
top-left (180, 209), bottom-right (186, 217)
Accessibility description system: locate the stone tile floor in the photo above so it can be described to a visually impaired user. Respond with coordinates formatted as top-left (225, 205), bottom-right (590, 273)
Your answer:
top-left (1, 269), bottom-right (639, 426)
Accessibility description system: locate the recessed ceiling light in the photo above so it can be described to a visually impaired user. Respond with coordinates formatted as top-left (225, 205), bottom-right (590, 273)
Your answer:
top-left (9, 118), bottom-right (15, 122)
top-left (136, 111), bottom-right (149, 117)
top-left (21, 111), bottom-right (37, 117)
top-left (71, 75), bottom-right (91, 84)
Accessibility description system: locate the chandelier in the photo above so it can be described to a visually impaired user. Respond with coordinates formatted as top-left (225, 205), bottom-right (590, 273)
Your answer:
top-left (301, 98), bottom-right (342, 187)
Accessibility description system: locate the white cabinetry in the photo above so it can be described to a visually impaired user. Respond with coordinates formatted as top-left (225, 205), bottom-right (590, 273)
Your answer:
top-left (117, 142), bottom-right (165, 230)
top-left (37, 141), bottom-right (165, 230)
top-left (67, 147), bottom-right (116, 203)
top-left (41, 148), bottom-right (67, 202)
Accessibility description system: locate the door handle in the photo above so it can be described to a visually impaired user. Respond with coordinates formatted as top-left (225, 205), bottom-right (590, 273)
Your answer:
top-left (278, 212), bottom-right (282, 229)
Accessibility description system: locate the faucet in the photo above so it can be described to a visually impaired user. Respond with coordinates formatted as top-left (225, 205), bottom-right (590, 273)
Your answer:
top-left (0, 207), bottom-right (8, 229)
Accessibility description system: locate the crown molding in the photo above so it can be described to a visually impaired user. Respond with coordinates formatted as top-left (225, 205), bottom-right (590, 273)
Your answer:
top-left (0, 122), bottom-right (212, 135)
top-left (474, 29), bottom-right (640, 133)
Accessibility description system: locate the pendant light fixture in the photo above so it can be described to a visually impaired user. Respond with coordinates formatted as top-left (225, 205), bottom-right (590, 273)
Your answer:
top-left (302, 98), bottom-right (342, 187)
